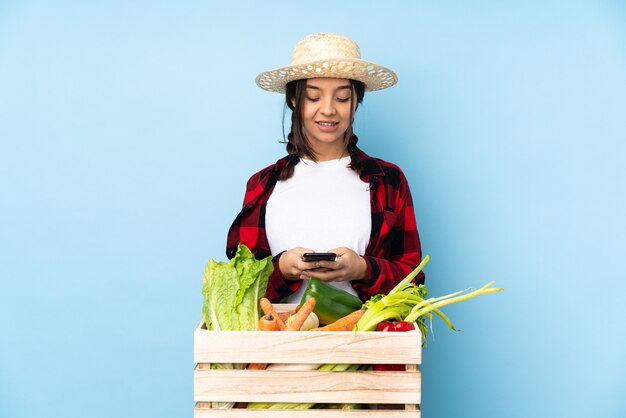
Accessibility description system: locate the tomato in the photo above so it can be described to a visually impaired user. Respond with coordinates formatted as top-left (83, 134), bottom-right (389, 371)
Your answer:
top-left (375, 321), bottom-right (415, 332)
top-left (376, 322), bottom-right (395, 332)
top-left (393, 321), bottom-right (415, 332)
top-left (374, 321), bottom-right (415, 372)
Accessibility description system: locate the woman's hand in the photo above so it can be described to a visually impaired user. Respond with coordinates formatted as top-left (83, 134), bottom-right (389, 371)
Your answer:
top-left (300, 247), bottom-right (368, 283)
top-left (278, 247), bottom-right (317, 280)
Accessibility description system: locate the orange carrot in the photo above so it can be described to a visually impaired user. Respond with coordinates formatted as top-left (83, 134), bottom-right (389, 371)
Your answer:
top-left (259, 297), bottom-right (286, 330)
top-left (249, 311), bottom-right (280, 371)
top-left (286, 298), bottom-right (316, 331)
top-left (247, 363), bottom-right (268, 370)
top-left (310, 309), bottom-right (366, 331)
top-left (277, 311), bottom-right (294, 323)
top-left (258, 312), bottom-right (278, 331)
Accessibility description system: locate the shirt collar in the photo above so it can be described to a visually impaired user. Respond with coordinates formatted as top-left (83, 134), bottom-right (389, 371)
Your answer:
top-left (355, 148), bottom-right (385, 182)
top-left (275, 148), bottom-right (384, 176)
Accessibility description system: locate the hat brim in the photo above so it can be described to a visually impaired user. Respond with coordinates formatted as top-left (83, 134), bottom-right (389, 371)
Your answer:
top-left (256, 58), bottom-right (398, 93)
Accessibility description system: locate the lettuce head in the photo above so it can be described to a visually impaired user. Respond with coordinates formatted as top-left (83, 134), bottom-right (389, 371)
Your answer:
top-left (201, 243), bottom-right (272, 331)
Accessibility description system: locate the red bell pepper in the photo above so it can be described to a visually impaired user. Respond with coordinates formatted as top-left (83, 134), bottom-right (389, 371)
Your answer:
top-left (373, 321), bottom-right (415, 371)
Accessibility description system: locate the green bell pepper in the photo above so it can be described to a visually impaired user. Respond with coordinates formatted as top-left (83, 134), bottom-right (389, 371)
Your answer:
top-left (297, 277), bottom-right (364, 325)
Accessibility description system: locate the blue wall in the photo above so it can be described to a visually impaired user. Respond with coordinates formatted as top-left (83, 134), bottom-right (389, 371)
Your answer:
top-left (1, 1), bottom-right (625, 417)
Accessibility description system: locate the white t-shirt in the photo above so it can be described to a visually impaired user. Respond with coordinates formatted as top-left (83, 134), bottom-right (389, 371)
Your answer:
top-left (265, 156), bottom-right (371, 303)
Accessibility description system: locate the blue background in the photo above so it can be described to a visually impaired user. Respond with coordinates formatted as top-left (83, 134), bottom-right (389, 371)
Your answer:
top-left (1, 1), bottom-right (625, 417)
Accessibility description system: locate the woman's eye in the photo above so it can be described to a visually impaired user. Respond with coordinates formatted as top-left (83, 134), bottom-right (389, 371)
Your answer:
top-left (337, 97), bottom-right (351, 103)
top-left (306, 96), bottom-right (320, 102)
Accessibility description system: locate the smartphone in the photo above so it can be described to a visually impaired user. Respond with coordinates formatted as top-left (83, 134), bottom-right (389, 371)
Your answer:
top-left (302, 252), bottom-right (337, 262)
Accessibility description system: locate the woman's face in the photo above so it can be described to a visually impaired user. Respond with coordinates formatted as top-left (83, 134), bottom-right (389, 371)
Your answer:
top-left (301, 78), bottom-right (354, 159)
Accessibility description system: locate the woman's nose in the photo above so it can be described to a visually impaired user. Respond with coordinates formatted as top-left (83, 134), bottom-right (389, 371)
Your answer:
top-left (320, 98), bottom-right (336, 115)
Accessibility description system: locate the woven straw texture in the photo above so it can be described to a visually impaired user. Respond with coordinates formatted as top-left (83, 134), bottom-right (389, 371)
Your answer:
top-left (256, 33), bottom-right (398, 93)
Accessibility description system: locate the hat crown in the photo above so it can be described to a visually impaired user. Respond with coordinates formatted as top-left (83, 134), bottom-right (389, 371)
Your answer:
top-left (291, 33), bottom-right (361, 66)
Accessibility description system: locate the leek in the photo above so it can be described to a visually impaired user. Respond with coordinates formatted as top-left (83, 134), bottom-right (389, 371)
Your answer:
top-left (354, 255), bottom-right (504, 343)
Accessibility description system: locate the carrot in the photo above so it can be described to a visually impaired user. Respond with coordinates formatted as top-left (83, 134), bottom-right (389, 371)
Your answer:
top-left (310, 309), bottom-right (366, 331)
top-left (258, 312), bottom-right (279, 331)
top-left (249, 312), bottom-right (280, 371)
top-left (247, 363), bottom-right (268, 370)
top-left (286, 298), bottom-right (316, 331)
top-left (277, 311), bottom-right (294, 323)
top-left (259, 297), bottom-right (286, 330)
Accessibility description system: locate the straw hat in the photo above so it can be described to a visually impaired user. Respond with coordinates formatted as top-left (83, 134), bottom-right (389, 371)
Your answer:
top-left (256, 32), bottom-right (398, 93)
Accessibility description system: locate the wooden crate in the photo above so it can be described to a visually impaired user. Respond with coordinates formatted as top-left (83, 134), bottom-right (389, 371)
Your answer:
top-left (194, 304), bottom-right (422, 417)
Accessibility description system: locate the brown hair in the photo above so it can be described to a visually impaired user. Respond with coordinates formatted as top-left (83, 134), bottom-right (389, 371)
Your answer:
top-left (278, 78), bottom-right (366, 180)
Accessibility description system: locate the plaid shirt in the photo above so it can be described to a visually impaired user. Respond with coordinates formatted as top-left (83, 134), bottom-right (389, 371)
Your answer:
top-left (226, 148), bottom-right (425, 302)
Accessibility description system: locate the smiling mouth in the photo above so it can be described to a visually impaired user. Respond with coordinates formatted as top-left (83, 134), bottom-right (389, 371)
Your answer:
top-left (316, 121), bottom-right (338, 127)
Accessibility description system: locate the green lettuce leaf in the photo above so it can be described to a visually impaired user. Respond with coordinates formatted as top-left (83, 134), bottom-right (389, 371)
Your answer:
top-left (201, 243), bottom-right (272, 331)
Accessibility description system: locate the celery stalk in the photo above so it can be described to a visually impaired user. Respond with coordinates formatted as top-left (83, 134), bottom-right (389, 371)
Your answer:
top-left (355, 254), bottom-right (504, 340)
top-left (389, 255), bottom-right (430, 295)
top-left (404, 281), bottom-right (503, 323)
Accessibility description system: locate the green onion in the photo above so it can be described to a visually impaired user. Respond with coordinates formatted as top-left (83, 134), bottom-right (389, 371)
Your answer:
top-left (354, 255), bottom-right (504, 344)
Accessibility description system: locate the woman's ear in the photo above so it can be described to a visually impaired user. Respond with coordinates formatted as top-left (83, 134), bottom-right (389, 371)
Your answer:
top-left (290, 97), bottom-right (296, 108)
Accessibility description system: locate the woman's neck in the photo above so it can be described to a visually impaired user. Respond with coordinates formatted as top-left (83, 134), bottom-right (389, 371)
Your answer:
top-left (309, 144), bottom-right (348, 161)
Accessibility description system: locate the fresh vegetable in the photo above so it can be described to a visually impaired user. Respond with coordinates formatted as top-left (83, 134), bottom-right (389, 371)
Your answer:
top-left (263, 363), bottom-right (321, 371)
top-left (298, 277), bottom-right (363, 325)
top-left (355, 255), bottom-right (504, 345)
top-left (201, 243), bottom-right (273, 409)
top-left (259, 297), bottom-right (287, 330)
top-left (247, 313), bottom-right (279, 371)
top-left (248, 301), bottom-right (317, 372)
top-left (258, 312), bottom-right (279, 331)
top-left (290, 312), bottom-right (319, 331)
top-left (310, 309), bottom-right (366, 331)
top-left (324, 403), bottom-right (364, 409)
top-left (354, 256), bottom-right (430, 334)
top-left (373, 363), bottom-right (405, 372)
top-left (246, 363), bottom-right (268, 370)
top-left (286, 298), bottom-right (316, 331)
top-left (373, 321), bottom-right (415, 371)
top-left (202, 243), bottom-right (272, 331)
top-left (277, 311), bottom-right (294, 323)
top-left (375, 322), bottom-right (395, 332)
top-left (376, 321), bottom-right (415, 332)
top-left (402, 281), bottom-right (504, 326)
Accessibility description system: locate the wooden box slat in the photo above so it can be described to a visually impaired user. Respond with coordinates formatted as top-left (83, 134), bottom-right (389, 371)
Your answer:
top-left (194, 324), bottom-right (421, 365)
top-left (194, 369), bottom-right (421, 404)
top-left (194, 408), bottom-right (420, 418)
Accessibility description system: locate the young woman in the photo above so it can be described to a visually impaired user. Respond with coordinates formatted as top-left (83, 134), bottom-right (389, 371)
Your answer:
top-left (226, 32), bottom-right (425, 303)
